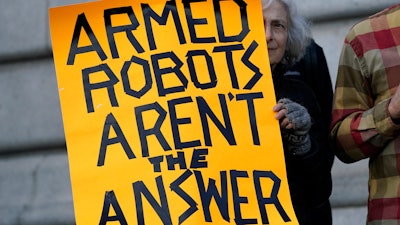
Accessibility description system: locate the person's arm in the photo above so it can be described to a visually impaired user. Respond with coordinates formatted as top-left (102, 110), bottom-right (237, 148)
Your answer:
top-left (289, 40), bottom-right (333, 134)
top-left (309, 42), bottom-right (333, 133)
top-left (330, 36), bottom-right (400, 163)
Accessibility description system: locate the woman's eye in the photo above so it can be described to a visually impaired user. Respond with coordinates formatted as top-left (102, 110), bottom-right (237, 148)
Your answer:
top-left (274, 23), bottom-right (285, 29)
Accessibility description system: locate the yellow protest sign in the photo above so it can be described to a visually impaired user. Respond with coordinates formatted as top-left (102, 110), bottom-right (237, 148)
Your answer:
top-left (49, 0), bottom-right (298, 224)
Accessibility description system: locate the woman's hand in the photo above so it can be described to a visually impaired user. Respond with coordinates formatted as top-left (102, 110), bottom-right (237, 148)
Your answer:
top-left (273, 98), bottom-right (311, 133)
top-left (273, 98), bottom-right (312, 155)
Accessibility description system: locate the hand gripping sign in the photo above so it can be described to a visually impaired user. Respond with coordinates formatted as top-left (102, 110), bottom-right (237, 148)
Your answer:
top-left (49, 0), bottom-right (298, 224)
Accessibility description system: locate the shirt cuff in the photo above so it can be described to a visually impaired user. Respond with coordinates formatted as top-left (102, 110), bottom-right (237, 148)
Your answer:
top-left (373, 98), bottom-right (400, 137)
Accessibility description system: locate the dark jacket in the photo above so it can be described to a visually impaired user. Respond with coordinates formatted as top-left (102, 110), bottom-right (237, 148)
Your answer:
top-left (290, 40), bottom-right (333, 135)
top-left (273, 63), bottom-right (334, 225)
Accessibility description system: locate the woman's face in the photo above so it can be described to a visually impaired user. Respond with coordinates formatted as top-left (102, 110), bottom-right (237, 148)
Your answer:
top-left (263, 1), bottom-right (288, 70)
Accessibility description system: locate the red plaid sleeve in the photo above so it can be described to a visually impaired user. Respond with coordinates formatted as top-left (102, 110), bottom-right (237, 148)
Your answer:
top-left (330, 14), bottom-right (400, 163)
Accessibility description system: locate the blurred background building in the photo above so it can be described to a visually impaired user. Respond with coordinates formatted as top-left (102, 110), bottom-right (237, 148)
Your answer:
top-left (0, 0), bottom-right (398, 224)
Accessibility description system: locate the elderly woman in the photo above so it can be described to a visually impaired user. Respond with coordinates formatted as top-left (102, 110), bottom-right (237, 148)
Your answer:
top-left (262, 0), bottom-right (334, 224)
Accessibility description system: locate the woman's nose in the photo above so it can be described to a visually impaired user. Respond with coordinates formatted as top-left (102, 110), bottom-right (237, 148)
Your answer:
top-left (265, 24), bottom-right (272, 41)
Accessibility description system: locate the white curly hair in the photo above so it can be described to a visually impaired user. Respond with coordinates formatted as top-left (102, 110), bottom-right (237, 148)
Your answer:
top-left (262, 0), bottom-right (312, 65)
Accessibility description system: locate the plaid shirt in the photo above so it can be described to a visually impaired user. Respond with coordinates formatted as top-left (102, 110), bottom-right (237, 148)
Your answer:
top-left (330, 4), bottom-right (400, 225)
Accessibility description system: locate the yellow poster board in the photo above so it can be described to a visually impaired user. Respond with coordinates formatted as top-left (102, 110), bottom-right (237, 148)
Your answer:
top-left (49, 0), bottom-right (298, 224)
